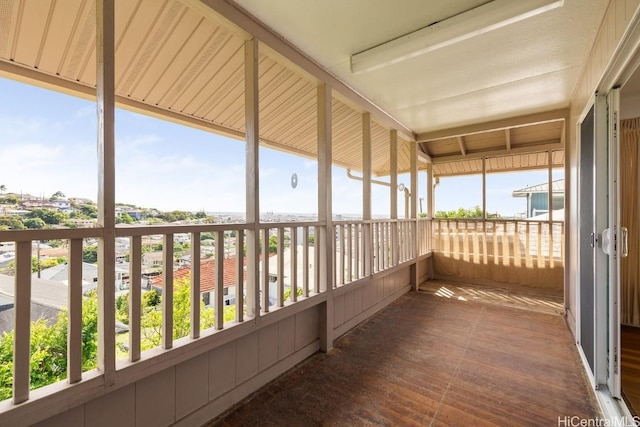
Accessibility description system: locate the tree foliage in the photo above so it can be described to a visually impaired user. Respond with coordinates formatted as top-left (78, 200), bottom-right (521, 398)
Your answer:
top-left (434, 205), bottom-right (484, 219)
top-left (26, 208), bottom-right (68, 225)
top-left (0, 216), bottom-right (25, 230)
top-left (0, 277), bottom-right (237, 400)
top-left (0, 291), bottom-right (99, 401)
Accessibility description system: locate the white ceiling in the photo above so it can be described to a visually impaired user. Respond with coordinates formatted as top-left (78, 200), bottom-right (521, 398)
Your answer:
top-left (234, 0), bottom-right (609, 135)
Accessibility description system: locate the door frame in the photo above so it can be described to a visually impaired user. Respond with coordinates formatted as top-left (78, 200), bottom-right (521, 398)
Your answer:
top-left (589, 7), bottom-right (640, 419)
top-left (575, 93), bottom-right (609, 388)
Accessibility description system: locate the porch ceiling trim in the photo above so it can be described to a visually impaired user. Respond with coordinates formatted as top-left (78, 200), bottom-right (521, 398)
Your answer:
top-left (416, 108), bottom-right (569, 142)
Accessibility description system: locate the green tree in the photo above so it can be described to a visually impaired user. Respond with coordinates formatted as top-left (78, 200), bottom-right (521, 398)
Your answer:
top-left (0, 216), bottom-right (25, 230)
top-left (24, 217), bottom-right (46, 229)
top-left (0, 194), bottom-right (19, 204)
top-left (116, 212), bottom-right (134, 224)
top-left (26, 208), bottom-right (68, 225)
top-left (83, 245), bottom-right (98, 263)
top-left (140, 278), bottom-right (216, 349)
top-left (434, 205), bottom-right (484, 219)
top-left (0, 185), bottom-right (5, 194)
top-left (79, 204), bottom-right (98, 219)
top-left (0, 291), bottom-right (99, 400)
top-left (49, 191), bottom-right (65, 201)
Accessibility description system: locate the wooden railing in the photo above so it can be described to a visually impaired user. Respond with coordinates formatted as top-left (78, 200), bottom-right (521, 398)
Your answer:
top-left (0, 217), bottom-right (432, 407)
top-left (433, 219), bottom-right (564, 265)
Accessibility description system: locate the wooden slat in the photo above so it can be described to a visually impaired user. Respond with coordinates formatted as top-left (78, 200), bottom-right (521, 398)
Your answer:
top-left (302, 227), bottom-right (309, 298)
top-left (235, 230), bottom-right (244, 322)
top-left (13, 241), bottom-right (32, 404)
top-left (290, 227), bottom-right (297, 303)
top-left (261, 228), bottom-right (270, 312)
top-left (190, 233), bottom-right (201, 339)
top-left (68, 239), bottom-right (83, 382)
top-left (277, 227), bottom-right (284, 307)
top-left (215, 230), bottom-right (224, 329)
top-left (162, 234), bottom-right (174, 349)
top-left (129, 235), bottom-right (142, 359)
top-left (338, 225), bottom-right (345, 285)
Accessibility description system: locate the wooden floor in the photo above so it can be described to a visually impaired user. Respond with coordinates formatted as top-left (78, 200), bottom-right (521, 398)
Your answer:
top-left (622, 325), bottom-right (640, 416)
top-left (207, 283), bottom-right (600, 426)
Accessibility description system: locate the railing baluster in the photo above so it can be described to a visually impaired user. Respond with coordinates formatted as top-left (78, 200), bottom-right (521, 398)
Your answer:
top-left (303, 226), bottom-right (309, 297)
top-left (13, 240), bottom-right (31, 404)
top-left (347, 224), bottom-right (353, 282)
top-left (68, 239), bottom-right (83, 382)
top-left (162, 234), bottom-right (174, 350)
top-left (537, 222), bottom-right (543, 268)
top-left (129, 236), bottom-right (142, 358)
top-left (215, 230), bottom-right (224, 329)
top-left (277, 227), bottom-right (285, 307)
top-left (190, 233), bottom-right (200, 339)
top-left (290, 227), bottom-right (298, 302)
top-left (235, 230), bottom-right (244, 322)
top-left (354, 224), bottom-right (360, 280)
top-left (262, 228), bottom-right (270, 312)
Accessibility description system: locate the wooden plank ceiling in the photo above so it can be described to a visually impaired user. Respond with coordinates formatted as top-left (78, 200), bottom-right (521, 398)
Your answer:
top-left (0, 0), bottom-right (558, 177)
top-left (422, 120), bottom-right (565, 177)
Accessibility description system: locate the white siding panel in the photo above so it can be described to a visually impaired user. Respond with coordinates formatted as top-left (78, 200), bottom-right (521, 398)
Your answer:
top-left (84, 384), bottom-right (135, 427)
top-left (175, 353), bottom-right (209, 420)
top-left (135, 367), bottom-right (176, 426)
top-left (208, 341), bottom-right (236, 400)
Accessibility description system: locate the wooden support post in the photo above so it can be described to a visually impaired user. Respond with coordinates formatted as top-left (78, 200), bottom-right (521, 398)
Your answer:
top-left (96, 0), bottom-right (116, 383)
top-left (245, 38), bottom-right (260, 320)
top-left (362, 113), bottom-right (372, 277)
top-left (13, 241), bottom-right (31, 404)
top-left (410, 142), bottom-right (419, 290)
top-left (390, 130), bottom-right (399, 266)
top-left (317, 83), bottom-right (333, 352)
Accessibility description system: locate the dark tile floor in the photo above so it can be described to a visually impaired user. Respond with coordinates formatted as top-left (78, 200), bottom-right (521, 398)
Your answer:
top-left (206, 284), bottom-right (601, 426)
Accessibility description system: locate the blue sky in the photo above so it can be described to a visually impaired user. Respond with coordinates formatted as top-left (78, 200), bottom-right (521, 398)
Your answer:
top-left (0, 77), bottom-right (560, 217)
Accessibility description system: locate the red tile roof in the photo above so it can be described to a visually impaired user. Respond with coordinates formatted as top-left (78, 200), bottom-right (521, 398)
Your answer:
top-left (149, 257), bottom-right (245, 293)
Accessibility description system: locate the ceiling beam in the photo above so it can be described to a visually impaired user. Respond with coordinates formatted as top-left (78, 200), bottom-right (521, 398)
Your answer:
top-left (457, 136), bottom-right (467, 156)
top-left (505, 129), bottom-right (511, 152)
top-left (431, 141), bottom-right (562, 163)
top-left (417, 145), bottom-right (432, 163)
top-left (416, 108), bottom-right (568, 142)
top-left (433, 162), bottom-right (564, 177)
top-left (187, 0), bottom-right (417, 142)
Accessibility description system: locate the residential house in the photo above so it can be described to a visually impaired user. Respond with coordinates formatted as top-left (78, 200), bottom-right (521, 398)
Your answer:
top-left (512, 179), bottom-right (565, 219)
top-left (149, 257), bottom-right (243, 306)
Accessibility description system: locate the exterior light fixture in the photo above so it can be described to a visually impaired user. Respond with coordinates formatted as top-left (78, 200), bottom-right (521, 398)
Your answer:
top-left (350, 0), bottom-right (564, 74)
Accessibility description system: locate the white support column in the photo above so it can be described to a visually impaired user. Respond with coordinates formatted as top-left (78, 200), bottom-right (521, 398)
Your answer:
top-left (317, 83), bottom-right (333, 352)
top-left (390, 131), bottom-right (399, 266)
top-left (96, 0), bottom-right (116, 383)
top-left (245, 37), bottom-right (260, 319)
top-left (362, 113), bottom-right (372, 277)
